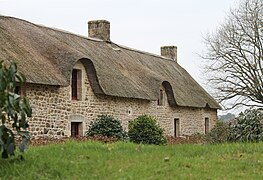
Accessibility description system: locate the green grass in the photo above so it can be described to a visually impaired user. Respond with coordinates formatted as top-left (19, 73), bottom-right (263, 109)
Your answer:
top-left (1, 141), bottom-right (263, 179)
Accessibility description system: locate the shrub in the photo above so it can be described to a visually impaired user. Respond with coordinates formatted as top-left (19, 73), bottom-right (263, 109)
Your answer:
top-left (86, 115), bottom-right (127, 140)
top-left (205, 121), bottom-right (230, 144)
top-left (228, 108), bottom-right (263, 142)
top-left (188, 133), bottom-right (206, 144)
top-left (128, 115), bottom-right (167, 145)
top-left (0, 61), bottom-right (32, 159)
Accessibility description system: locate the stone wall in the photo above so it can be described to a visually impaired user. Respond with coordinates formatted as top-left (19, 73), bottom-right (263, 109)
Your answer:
top-left (26, 61), bottom-right (217, 139)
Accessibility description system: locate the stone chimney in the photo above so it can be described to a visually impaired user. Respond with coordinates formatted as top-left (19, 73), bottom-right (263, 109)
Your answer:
top-left (160, 46), bottom-right (177, 62)
top-left (88, 20), bottom-right (110, 41)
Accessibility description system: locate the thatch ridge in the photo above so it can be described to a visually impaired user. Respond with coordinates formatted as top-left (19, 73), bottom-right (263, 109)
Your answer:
top-left (114, 43), bottom-right (173, 61)
top-left (0, 16), bottom-right (220, 109)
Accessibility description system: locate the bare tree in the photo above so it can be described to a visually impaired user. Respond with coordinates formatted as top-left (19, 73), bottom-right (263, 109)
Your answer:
top-left (203, 0), bottom-right (263, 109)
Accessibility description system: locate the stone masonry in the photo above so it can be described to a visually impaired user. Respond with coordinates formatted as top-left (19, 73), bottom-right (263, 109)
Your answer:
top-left (26, 61), bottom-right (217, 139)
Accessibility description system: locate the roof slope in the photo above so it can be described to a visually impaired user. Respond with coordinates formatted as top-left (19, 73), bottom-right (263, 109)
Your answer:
top-left (0, 16), bottom-right (220, 109)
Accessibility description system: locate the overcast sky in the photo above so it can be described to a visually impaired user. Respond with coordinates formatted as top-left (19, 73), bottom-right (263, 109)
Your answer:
top-left (1, 0), bottom-right (239, 113)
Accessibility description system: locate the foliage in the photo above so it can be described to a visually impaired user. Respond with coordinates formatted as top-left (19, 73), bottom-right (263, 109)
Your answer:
top-left (128, 115), bottom-right (167, 145)
top-left (0, 61), bottom-right (32, 159)
top-left (205, 121), bottom-right (230, 144)
top-left (86, 114), bottom-right (127, 140)
top-left (218, 113), bottom-right (235, 122)
top-left (203, 0), bottom-right (263, 109)
top-left (228, 108), bottom-right (263, 142)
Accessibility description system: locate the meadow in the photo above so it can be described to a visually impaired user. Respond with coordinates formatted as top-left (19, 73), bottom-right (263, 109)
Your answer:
top-left (1, 140), bottom-right (263, 179)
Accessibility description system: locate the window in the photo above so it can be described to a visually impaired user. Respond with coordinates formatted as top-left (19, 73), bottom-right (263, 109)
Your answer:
top-left (15, 86), bottom-right (21, 95)
top-left (71, 69), bottom-right (82, 100)
top-left (205, 117), bottom-right (209, 134)
top-left (174, 118), bottom-right (180, 137)
top-left (158, 89), bottom-right (164, 106)
top-left (15, 85), bottom-right (26, 97)
top-left (71, 122), bottom-right (83, 137)
top-left (71, 69), bottom-right (78, 100)
top-left (69, 115), bottom-right (84, 137)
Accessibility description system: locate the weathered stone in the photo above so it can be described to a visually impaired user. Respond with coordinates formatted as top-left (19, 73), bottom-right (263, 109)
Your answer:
top-left (43, 128), bottom-right (49, 134)
top-left (24, 61), bottom-right (217, 139)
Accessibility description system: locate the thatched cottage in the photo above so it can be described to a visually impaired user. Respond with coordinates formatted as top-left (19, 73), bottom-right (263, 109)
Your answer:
top-left (0, 16), bottom-right (220, 138)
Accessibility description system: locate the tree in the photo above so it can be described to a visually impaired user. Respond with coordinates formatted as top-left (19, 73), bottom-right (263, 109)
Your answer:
top-left (0, 61), bottom-right (32, 159)
top-left (228, 108), bottom-right (263, 142)
top-left (203, 0), bottom-right (263, 109)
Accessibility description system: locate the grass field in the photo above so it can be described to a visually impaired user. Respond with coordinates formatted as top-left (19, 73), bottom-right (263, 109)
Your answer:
top-left (1, 140), bottom-right (263, 179)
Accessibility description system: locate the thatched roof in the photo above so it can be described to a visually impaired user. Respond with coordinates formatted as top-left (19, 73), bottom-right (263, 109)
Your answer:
top-left (0, 16), bottom-right (220, 109)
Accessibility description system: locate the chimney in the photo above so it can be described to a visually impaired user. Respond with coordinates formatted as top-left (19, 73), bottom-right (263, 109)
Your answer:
top-left (88, 20), bottom-right (110, 41)
top-left (160, 46), bottom-right (177, 62)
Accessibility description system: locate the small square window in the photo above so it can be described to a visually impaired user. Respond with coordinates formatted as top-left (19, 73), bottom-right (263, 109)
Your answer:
top-left (15, 86), bottom-right (21, 95)
top-left (71, 122), bottom-right (83, 137)
top-left (15, 85), bottom-right (26, 97)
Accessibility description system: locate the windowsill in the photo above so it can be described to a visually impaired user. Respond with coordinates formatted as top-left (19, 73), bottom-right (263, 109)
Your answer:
top-left (72, 97), bottom-right (78, 101)
top-left (71, 99), bottom-right (83, 102)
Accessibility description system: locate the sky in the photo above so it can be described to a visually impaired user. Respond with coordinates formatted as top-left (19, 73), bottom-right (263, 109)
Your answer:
top-left (0, 0), bottom-right (239, 113)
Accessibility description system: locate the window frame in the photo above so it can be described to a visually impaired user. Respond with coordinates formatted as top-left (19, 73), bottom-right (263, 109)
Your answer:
top-left (174, 118), bottom-right (180, 137)
top-left (71, 69), bottom-right (83, 101)
top-left (71, 122), bottom-right (83, 137)
top-left (15, 85), bottom-right (26, 97)
top-left (205, 117), bottom-right (209, 134)
top-left (157, 89), bottom-right (164, 106)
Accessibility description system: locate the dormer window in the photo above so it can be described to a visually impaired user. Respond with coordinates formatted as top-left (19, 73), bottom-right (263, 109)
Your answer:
top-left (71, 69), bottom-right (82, 100)
top-left (157, 89), bottom-right (164, 106)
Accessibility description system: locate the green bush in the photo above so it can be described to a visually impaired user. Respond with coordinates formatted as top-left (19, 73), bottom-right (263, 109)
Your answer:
top-left (228, 108), bottom-right (263, 142)
top-left (0, 61), bottom-right (32, 159)
top-left (205, 121), bottom-right (230, 144)
top-left (86, 115), bottom-right (127, 140)
top-left (128, 115), bottom-right (167, 145)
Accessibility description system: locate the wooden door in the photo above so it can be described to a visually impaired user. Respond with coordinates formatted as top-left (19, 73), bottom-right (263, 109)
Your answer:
top-left (71, 122), bottom-right (79, 137)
